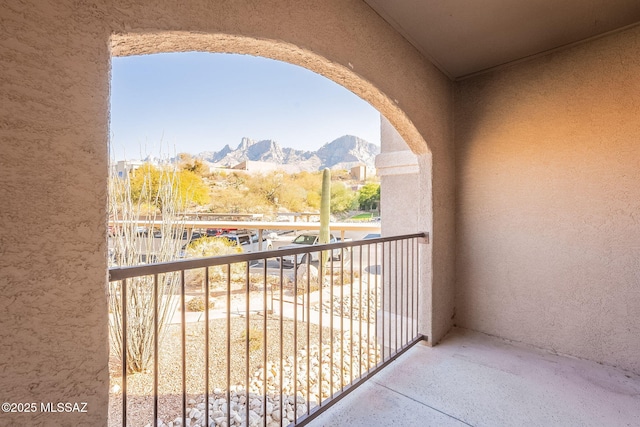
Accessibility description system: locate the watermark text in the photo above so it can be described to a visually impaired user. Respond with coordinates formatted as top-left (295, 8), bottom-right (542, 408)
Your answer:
top-left (2, 402), bottom-right (88, 413)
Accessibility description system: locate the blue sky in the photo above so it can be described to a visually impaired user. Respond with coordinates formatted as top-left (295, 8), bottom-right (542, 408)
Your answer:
top-left (109, 52), bottom-right (381, 161)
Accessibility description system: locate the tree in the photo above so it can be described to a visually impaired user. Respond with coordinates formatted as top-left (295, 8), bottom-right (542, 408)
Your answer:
top-left (358, 182), bottom-right (380, 211)
top-left (127, 163), bottom-right (209, 210)
top-left (330, 182), bottom-right (357, 213)
top-left (178, 152), bottom-right (208, 176)
top-left (176, 169), bottom-right (210, 207)
top-left (250, 172), bottom-right (284, 206)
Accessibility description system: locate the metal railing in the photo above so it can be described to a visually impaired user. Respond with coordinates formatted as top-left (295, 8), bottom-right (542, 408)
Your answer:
top-left (108, 233), bottom-right (427, 427)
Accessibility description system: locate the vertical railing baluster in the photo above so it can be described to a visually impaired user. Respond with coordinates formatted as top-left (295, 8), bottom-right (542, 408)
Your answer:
top-left (306, 254), bottom-right (311, 415)
top-left (414, 238), bottom-right (418, 339)
top-left (358, 244), bottom-right (363, 379)
top-left (349, 247), bottom-right (354, 385)
top-left (122, 278), bottom-right (127, 427)
top-left (340, 248), bottom-right (344, 391)
top-left (205, 267), bottom-right (210, 427)
top-left (374, 243), bottom-right (379, 369)
top-left (245, 262), bottom-right (250, 427)
top-left (405, 239), bottom-right (409, 345)
top-left (406, 239), bottom-right (410, 342)
top-left (181, 270), bottom-right (186, 427)
top-left (278, 260), bottom-right (282, 426)
top-left (415, 238), bottom-right (419, 339)
top-left (226, 264), bottom-right (231, 427)
top-left (329, 252), bottom-right (334, 399)
top-left (279, 255), bottom-right (284, 425)
top-left (204, 267), bottom-right (211, 424)
top-left (318, 249), bottom-right (323, 407)
top-left (395, 240), bottom-right (399, 354)
top-left (366, 243), bottom-right (371, 374)
top-left (400, 240), bottom-right (404, 349)
top-left (408, 238), bottom-right (412, 340)
top-left (263, 257), bottom-right (268, 427)
top-left (293, 255), bottom-right (298, 424)
top-left (381, 242), bottom-right (385, 363)
top-left (154, 273), bottom-right (159, 427)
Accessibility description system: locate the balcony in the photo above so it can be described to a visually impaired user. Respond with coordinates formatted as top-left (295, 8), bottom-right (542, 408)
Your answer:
top-left (108, 233), bottom-right (426, 426)
top-left (108, 230), bottom-right (640, 427)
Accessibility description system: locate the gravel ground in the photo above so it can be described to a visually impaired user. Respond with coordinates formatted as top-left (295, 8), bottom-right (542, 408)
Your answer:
top-left (108, 315), bottom-right (333, 427)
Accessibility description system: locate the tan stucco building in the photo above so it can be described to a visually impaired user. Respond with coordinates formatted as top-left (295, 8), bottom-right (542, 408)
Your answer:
top-left (1, 1), bottom-right (639, 425)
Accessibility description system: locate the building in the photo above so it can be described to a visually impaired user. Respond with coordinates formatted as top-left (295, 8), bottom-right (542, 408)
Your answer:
top-left (232, 160), bottom-right (281, 174)
top-left (350, 164), bottom-right (368, 182)
top-left (111, 160), bottom-right (144, 179)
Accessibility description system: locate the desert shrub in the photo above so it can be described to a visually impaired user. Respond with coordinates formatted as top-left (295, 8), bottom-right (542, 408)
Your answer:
top-left (186, 297), bottom-right (205, 312)
top-left (328, 268), bottom-right (361, 286)
top-left (295, 264), bottom-right (321, 294)
top-left (256, 273), bottom-right (294, 292)
top-left (185, 296), bottom-right (217, 312)
top-left (240, 327), bottom-right (264, 352)
top-left (184, 237), bottom-right (246, 290)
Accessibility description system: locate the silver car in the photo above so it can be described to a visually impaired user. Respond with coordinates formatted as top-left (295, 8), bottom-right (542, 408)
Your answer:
top-left (279, 233), bottom-right (342, 267)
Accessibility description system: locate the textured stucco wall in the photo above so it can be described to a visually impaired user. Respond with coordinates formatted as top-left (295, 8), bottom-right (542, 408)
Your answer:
top-left (0, 0), bottom-right (112, 425)
top-left (1, 0), bottom-right (454, 424)
top-left (455, 26), bottom-right (640, 373)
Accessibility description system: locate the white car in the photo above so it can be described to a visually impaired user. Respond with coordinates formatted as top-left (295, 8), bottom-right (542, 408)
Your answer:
top-left (220, 232), bottom-right (273, 253)
top-left (278, 233), bottom-right (344, 266)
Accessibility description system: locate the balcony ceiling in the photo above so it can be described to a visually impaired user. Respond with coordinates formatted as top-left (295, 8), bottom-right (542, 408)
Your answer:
top-left (363, 0), bottom-right (640, 80)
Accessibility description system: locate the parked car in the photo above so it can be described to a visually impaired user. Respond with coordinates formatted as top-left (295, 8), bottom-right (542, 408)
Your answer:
top-left (206, 227), bottom-right (237, 237)
top-left (278, 233), bottom-right (343, 267)
top-left (135, 226), bottom-right (149, 236)
top-left (167, 229), bottom-right (203, 240)
top-left (218, 232), bottom-right (273, 253)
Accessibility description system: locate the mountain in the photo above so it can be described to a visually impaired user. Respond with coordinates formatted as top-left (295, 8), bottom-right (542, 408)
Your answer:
top-left (197, 135), bottom-right (379, 172)
top-left (316, 135), bottom-right (379, 170)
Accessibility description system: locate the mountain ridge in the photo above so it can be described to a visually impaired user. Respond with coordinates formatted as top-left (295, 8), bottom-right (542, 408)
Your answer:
top-left (196, 135), bottom-right (379, 172)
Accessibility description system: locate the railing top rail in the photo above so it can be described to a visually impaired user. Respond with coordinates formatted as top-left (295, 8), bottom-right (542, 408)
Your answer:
top-left (108, 232), bottom-right (428, 282)
top-left (109, 219), bottom-right (382, 232)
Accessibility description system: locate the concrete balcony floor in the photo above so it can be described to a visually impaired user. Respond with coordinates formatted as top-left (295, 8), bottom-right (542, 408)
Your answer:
top-left (308, 328), bottom-right (640, 427)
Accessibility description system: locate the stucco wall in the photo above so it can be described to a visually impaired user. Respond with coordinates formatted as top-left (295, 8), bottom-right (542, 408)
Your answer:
top-left (0, 1), bottom-right (112, 425)
top-left (455, 26), bottom-right (640, 373)
top-left (1, 0), bottom-right (454, 424)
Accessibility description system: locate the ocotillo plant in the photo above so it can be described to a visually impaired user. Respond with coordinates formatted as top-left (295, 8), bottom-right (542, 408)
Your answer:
top-left (108, 164), bottom-right (187, 373)
top-left (319, 168), bottom-right (331, 279)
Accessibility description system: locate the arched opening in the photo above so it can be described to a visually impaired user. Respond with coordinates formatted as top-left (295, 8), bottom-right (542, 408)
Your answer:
top-left (109, 31), bottom-right (434, 292)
